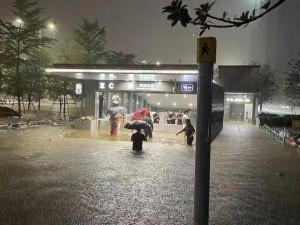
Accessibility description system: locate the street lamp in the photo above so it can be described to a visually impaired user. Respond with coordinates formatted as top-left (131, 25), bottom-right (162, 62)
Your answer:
top-left (15, 18), bottom-right (24, 24)
top-left (47, 22), bottom-right (55, 30)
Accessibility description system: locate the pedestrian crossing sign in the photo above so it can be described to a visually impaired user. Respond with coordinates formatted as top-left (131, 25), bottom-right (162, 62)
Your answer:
top-left (197, 37), bottom-right (216, 64)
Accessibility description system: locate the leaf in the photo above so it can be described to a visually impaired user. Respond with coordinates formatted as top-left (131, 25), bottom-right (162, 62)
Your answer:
top-left (167, 14), bottom-right (177, 20)
top-left (199, 28), bottom-right (206, 36)
top-left (177, 0), bottom-right (182, 9)
top-left (171, 20), bottom-right (178, 26)
top-left (200, 3), bottom-right (210, 12)
top-left (180, 20), bottom-right (187, 27)
top-left (222, 11), bottom-right (228, 19)
top-left (261, 1), bottom-right (271, 10)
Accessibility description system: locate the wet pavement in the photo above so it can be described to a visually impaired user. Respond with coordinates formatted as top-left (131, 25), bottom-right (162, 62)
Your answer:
top-left (0, 123), bottom-right (299, 225)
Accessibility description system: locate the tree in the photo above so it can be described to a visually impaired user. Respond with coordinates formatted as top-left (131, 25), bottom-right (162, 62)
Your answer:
top-left (51, 33), bottom-right (80, 64)
top-left (22, 49), bottom-right (51, 110)
top-left (0, 0), bottom-right (53, 117)
top-left (47, 33), bottom-right (78, 119)
top-left (73, 18), bottom-right (108, 63)
top-left (104, 51), bottom-right (136, 65)
top-left (285, 53), bottom-right (300, 111)
top-left (258, 64), bottom-right (277, 111)
top-left (163, 0), bottom-right (286, 36)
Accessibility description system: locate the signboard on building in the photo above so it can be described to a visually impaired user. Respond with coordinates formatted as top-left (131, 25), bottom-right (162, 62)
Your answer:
top-left (176, 83), bottom-right (197, 94)
top-left (181, 84), bottom-right (194, 92)
top-left (96, 81), bottom-right (197, 94)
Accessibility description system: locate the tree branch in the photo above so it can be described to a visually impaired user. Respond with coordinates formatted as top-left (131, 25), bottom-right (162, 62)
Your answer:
top-left (197, 0), bottom-right (286, 28)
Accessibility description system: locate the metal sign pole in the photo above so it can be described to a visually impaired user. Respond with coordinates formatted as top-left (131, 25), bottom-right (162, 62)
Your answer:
top-left (194, 37), bottom-right (216, 225)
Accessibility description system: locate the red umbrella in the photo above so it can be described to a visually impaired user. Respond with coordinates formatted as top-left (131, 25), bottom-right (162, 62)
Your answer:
top-left (0, 107), bottom-right (20, 118)
top-left (132, 108), bottom-right (150, 120)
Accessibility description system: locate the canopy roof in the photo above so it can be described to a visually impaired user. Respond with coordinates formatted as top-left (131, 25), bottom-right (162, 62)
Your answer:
top-left (45, 64), bottom-right (198, 82)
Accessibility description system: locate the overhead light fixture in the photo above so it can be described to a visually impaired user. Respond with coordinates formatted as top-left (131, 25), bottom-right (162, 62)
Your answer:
top-left (147, 93), bottom-right (151, 96)
top-left (157, 102), bottom-right (161, 105)
top-left (183, 95), bottom-right (187, 98)
top-left (189, 103), bottom-right (193, 107)
top-left (165, 94), bottom-right (168, 97)
top-left (173, 103), bottom-right (176, 106)
top-left (45, 68), bottom-right (198, 75)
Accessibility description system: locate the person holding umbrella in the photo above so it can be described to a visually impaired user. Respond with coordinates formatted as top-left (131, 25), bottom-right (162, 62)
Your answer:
top-left (109, 112), bottom-right (119, 135)
top-left (141, 112), bottom-right (153, 138)
top-left (131, 127), bottom-right (147, 151)
top-left (176, 119), bottom-right (195, 146)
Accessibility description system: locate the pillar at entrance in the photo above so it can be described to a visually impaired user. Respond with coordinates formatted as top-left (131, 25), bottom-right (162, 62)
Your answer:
top-left (252, 94), bottom-right (258, 125)
top-left (134, 94), bottom-right (139, 112)
top-left (123, 92), bottom-right (128, 109)
top-left (84, 80), bottom-right (97, 117)
top-left (139, 97), bottom-right (143, 109)
top-left (128, 93), bottom-right (134, 114)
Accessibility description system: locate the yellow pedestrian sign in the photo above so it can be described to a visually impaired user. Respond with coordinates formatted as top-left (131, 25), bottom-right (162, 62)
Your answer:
top-left (197, 37), bottom-right (216, 64)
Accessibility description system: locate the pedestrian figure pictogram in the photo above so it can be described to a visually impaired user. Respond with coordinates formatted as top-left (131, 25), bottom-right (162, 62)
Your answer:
top-left (201, 42), bottom-right (210, 56)
top-left (197, 37), bottom-right (216, 63)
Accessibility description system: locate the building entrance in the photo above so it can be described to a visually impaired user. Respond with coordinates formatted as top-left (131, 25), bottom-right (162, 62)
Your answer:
top-left (230, 103), bottom-right (245, 120)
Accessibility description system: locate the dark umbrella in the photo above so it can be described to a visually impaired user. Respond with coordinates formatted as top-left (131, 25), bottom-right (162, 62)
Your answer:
top-left (107, 106), bottom-right (127, 115)
top-left (124, 120), bottom-right (151, 130)
top-left (132, 108), bottom-right (150, 120)
top-left (0, 107), bottom-right (20, 117)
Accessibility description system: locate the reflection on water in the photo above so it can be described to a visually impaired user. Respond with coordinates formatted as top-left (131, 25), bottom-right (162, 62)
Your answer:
top-left (64, 122), bottom-right (188, 146)
top-left (131, 150), bottom-right (145, 158)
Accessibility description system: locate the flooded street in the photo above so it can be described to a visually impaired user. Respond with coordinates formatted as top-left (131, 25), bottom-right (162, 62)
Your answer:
top-left (0, 123), bottom-right (299, 225)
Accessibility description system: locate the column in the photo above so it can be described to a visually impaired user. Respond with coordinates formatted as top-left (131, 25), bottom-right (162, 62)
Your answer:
top-left (252, 94), bottom-right (258, 125)
top-left (84, 80), bottom-right (96, 116)
top-left (122, 92), bottom-right (128, 108)
top-left (139, 97), bottom-right (143, 109)
top-left (128, 93), bottom-right (134, 114)
top-left (107, 92), bottom-right (112, 109)
top-left (134, 94), bottom-right (139, 111)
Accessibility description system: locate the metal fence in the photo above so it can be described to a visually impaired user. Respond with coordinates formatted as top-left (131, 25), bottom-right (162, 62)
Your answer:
top-left (264, 124), bottom-right (286, 145)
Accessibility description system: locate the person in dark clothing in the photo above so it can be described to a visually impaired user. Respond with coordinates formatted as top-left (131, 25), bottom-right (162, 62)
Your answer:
top-left (153, 111), bottom-right (160, 123)
top-left (131, 127), bottom-right (147, 151)
top-left (99, 92), bottom-right (106, 118)
top-left (176, 119), bottom-right (195, 146)
top-left (142, 112), bottom-right (153, 138)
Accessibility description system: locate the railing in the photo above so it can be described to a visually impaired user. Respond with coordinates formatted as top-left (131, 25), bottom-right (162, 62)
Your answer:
top-left (264, 124), bottom-right (286, 145)
top-left (0, 120), bottom-right (46, 132)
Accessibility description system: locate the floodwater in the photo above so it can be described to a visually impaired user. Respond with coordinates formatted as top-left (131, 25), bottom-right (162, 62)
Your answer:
top-left (0, 122), bottom-right (299, 225)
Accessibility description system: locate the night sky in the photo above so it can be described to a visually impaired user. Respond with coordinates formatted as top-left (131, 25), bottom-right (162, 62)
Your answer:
top-left (1, 0), bottom-right (299, 79)
top-left (0, 0), bottom-right (261, 65)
